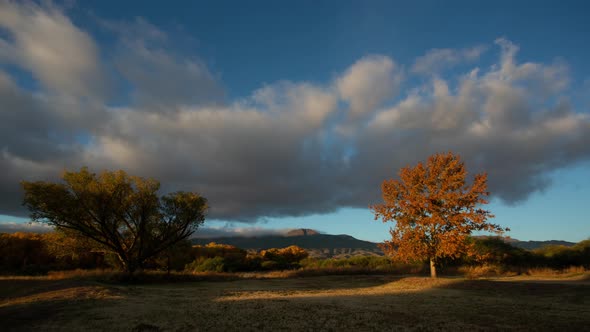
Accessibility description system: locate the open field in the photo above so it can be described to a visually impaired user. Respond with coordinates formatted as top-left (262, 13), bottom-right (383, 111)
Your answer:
top-left (1, 273), bottom-right (589, 331)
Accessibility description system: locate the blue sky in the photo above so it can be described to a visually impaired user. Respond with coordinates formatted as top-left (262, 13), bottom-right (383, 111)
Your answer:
top-left (0, 1), bottom-right (589, 242)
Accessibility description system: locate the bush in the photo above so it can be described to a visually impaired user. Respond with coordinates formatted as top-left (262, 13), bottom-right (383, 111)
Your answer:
top-left (186, 257), bottom-right (226, 273)
top-left (469, 237), bottom-right (533, 267)
top-left (260, 245), bottom-right (309, 268)
top-left (299, 256), bottom-right (422, 274)
top-left (186, 243), bottom-right (250, 272)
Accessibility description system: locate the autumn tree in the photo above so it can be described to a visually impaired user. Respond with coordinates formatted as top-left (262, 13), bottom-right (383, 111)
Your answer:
top-left (22, 167), bottom-right (208, 274)
top-left (371, 152), bottom-right (507, 278)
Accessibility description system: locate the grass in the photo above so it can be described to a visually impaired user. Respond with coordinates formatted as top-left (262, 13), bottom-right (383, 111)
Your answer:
top-left (457, 264), bottom-right (589, 279)
top-left (1, 270), bottom-right (589, 331)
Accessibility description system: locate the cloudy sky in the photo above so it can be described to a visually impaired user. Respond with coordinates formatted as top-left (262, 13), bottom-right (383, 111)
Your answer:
top-left (0, 0), bottom-right (589, 242)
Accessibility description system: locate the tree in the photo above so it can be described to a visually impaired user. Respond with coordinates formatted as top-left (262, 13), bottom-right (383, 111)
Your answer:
top-left (371, 152), bottom-right (507, 278)
top-left (22, 167), bottom-right (208, 274)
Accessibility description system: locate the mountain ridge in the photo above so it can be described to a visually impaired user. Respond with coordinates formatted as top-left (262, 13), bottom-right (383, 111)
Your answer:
top-left (191, 228), bottom-right (577, 258)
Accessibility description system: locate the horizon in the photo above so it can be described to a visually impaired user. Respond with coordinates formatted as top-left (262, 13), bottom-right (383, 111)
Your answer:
top-left (0, 221), bottom-right (583, 244)
top-left (0, 1), bottom-right (589, 243)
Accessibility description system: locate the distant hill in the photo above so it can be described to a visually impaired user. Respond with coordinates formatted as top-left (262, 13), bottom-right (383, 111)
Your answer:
top-left (191, 229), bottom-right (383, 258)
top-left (505, 239), bottom-right (576, 250)
top-left (192, 229), bottom-right (578, 258)
top-left (473, 236), bottom-right (576, 250)
top-left (285, 229), bottom-right (319, 237)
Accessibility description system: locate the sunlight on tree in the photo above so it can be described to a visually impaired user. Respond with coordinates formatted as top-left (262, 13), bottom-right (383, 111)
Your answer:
top-left (371, 152), bottom-right (508, 277)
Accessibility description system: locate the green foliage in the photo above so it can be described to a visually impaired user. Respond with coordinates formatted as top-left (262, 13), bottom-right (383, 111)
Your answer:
top-left (533, 241), bottom-right (590, 269)
top-left (458, 237), bottom-right (590, 270)
top-left (300, 256), bottom-right (394, 270)
top-left (186, 257), bottom-right (226, 273)
top-left (185, 244), bottom-right (310, 272)
top-left (185, 243), bottom-right (250, 272)
top-left (21, 167), bottom-right (208, 273)
top-left (259, 245), bottom-right (309, 269)
top-left (470, 237), bottom-right (533, 266)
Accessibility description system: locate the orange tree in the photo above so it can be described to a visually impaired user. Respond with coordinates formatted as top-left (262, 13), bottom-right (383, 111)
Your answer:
top-left (371, 152), bottom-right (507, 277)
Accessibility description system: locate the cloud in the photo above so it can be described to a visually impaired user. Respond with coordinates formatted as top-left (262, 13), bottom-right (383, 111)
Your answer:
top-left (336, 55), bottom-right (402, 118)
top-left (0, 3), bottom-right (589, 223)
top-left (191, 226), bottom-right (292, 239)
top-left (412, 45), bottom-right (487, 75)
top-left (102, 17), bottom-right (224, 111)
top-left (0, 221), bottom-right (53, 234)
top-left (0, 1), bottom-right (106, 99)
top-left (364, 42), bottom-right (588, 203)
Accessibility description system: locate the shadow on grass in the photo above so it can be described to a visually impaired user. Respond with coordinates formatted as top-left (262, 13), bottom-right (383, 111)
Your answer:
top-left (0, 279), bottom-right (123, 331)
top-left (210, 277), bottom-right (590, 331)
top-left (1, 274), bottom-right (589, 331)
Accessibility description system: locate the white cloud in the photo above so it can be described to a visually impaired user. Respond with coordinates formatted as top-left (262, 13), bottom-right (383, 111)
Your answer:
top-left (336, 55), bottom-right (402, 118)
top-left (0, 1), bottom-right (105, 99)
top-left (412, 45), bottom-right (487, 74)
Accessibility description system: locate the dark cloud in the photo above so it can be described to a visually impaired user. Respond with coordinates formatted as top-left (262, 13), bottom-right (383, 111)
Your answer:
top-left (0, 3), bottom-right (589, 223)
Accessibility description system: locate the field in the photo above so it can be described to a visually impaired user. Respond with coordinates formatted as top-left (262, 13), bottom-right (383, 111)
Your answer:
top-left (1, 273), bottom-right (589, 331)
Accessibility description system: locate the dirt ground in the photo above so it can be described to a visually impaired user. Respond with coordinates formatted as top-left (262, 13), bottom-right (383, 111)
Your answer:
top-left (1, 274), bottom-right (589, 331)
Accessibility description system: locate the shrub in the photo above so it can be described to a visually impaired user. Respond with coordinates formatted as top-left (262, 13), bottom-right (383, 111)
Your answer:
top-left (186, 257), bottom-right (226, 273)
top-left (186, 243), bottom-right (250, 272)
top-left (299, 256), bottom-right (422, 274)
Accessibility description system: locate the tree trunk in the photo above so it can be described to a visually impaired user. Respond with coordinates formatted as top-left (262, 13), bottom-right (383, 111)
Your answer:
top-left (430, 258), bottom-right (437, 278)
top-left (116, 253), bottom-right (135, 276)
top-left (167, 254), bottom-right (171, 277)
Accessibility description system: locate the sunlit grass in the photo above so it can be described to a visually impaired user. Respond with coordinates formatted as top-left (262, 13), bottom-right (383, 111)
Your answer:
top-left (215, 276), bottom-right (460, 302)
top-left (1, 273), bottom-right (589, 331)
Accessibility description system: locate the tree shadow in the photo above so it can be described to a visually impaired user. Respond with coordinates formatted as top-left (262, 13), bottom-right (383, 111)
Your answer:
top-left (0, 278), bottom-right (123, 331)
top-left (208, 277), bottom-right (590, 331)
top-left (1, 274), bottom-right (589, 331)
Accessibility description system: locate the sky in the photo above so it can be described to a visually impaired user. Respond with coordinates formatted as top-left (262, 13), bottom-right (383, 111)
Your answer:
top-left (0, 0), bottom-right (589, 242)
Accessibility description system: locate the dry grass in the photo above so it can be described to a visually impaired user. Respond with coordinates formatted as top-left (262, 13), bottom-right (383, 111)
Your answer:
top-left (459, 265), bottom-right (589, 279)
top-left (1, 271), bottom-right (589, 331)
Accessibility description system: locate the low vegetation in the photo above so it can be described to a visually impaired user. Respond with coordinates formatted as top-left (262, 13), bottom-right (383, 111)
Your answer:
top-left (1, 231), bottom-right (589, 278)
top-left (1, 273), bottom-right (589, 331)
top-left (1, 230), bottom-right (589, 331)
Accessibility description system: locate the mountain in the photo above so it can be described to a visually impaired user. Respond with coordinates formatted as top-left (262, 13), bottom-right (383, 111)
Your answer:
top-left (285, 229), bottom-right (319, 237)
top-left (191, 229), bottom-right (383, 258)
top-left (473, 235), bottom-right (577, 250)
top-left (192, 230), bottom-right (579, 258)
top-left (504, 239), bottom-right (576, 250)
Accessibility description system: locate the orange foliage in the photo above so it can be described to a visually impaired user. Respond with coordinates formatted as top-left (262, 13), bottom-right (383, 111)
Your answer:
top-left (192, 242), bottom-right (247, 259)
top-left (371, 152), bottom-right (507, 277)
top-left (260, 245), bottom-right (309, 263)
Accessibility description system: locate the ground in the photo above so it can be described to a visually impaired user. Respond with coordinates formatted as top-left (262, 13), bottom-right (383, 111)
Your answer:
top-left (1, 273), bottom-right (589, 331)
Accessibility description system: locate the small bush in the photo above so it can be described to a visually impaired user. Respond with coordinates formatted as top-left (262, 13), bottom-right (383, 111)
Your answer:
top-left (186, 257), bottom-right (226, 273)
top-left (299, 256), bottom-right (424, 275)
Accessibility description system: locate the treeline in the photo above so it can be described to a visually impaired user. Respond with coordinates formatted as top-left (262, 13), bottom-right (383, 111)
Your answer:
top-left (1, 232), bottom-right (113, 274)
top-left (467, 237), bottom-right (590, 269)
top-left (0, 231), bottom-right (311, 274)
top-left (1, 232), bottom-right (589, 275)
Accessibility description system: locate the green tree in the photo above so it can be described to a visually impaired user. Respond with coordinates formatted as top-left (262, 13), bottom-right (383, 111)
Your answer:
top-left (371, 152), bottom-right (507, 278)
top-left (22, 167), bottom-right (207, 274)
